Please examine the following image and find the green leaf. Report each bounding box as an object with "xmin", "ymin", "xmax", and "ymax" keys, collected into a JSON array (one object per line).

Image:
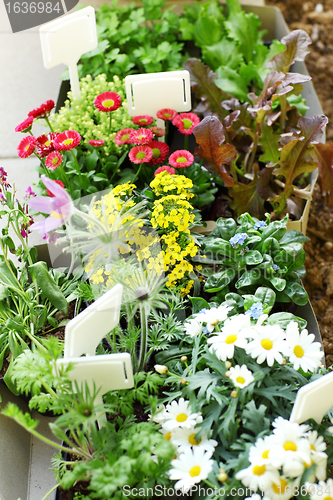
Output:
[
  {"xmin": 189, "ymin": 297, "xmax": 210, "ymax": 314},
  {"xmin": 269, "ymin": 276, "xmax": 287, "ymax": 291},
  {"xmin": 267, "ymin": 312, "xmax": 307, "ymax": 330},
  {"xmin": 202, "ymin": 39, "xmax": 242, "ymax": 71},
  {"xmin": 241, "ymin": 400, "xmax": 270, "ymax": 436},
  {"xmin": 28, "ymin": 262, "xmax": 68, "ymax": 313},
  {"xmin": 282, "ymin": 282, "xmax": 308, "ymax": 306},
  {"xmin": 254, "ymin": 287, "xmax": 276, "ymax": 312},
  {"xmin": 235, "ymin": 269, "xmax": 261, "ymax": 289},
  {"xmin": 280, "ymin": 230, "xmax": 310, "ymax": 245},
  {"xmin": 244, "ymin": 250, "xmax": 263, "ymax": 266},
  {"xmin": 259, "ymin": 123, "xmax": 280, "ymax": 163},
  {"xmin": 216, "ymin": 217, "xmax": 237, "ymax": 240},
  {"xmin": 204, "ymin": 268, "xmax": 236, "ymax": 293},
  {"xmin": 215, "ymin": 65, "xmax": 249, "ymax": 101},
  {"xmin": 224, "ymin": 11, "xmax": 261, "ymax": 63}
]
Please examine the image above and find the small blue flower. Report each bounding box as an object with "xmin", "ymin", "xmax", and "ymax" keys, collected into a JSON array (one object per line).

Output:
[
  {"xmin": 202, "ymin": 326, "xmax": 210, "ymax": 334},
  {"xmin": 198, "ymin": 308, "xmax": 208, "ymax": 315},
  {"xmin": 254, "ymin": 220, "xmax": 267, "ymax": 230},
  {"xmin": 245, "ymin": 302, "xmax": 264, "ymax": 320},
  {"xmin": 272, "ymin": 264, "xmax": 280, "ymax": 272},
  {"xmin": 229, "ymin": 232, "xmax": 248, "ymax": 248}
]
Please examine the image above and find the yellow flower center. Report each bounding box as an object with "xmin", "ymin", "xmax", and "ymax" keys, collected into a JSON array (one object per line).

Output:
[
  {"xmin": 152, "ymin": 148, "xmax": 161, "ymax": 158},
  {"xmin": 45, "ymin": 140, "xmax": 52, "ymax": 146},
  {"xmin": 136, "ymin": 152, "xmax": 146, "ymax": 160},
  {"xmin": 293, "ymin": 345, "xmax": 304, "ymax": 358},
  {"xmin": 272, "ymin": 479, "xmax": 288, "ymax": 494},
  {"xmin": 183, "ymin": 118, "xmax": 193, "ymax": 130},
  {"xmin": 253, "ymin": 465, "xmax": 266, "ymax": 476},
  {"xmin": 25, "ymin": 145, "xmax": 31, "ymax": 151},
  {"xmin": 102, "ymin": 99, "xmax": 114, "ymax": 107},
  {"xmin": 188, "ymin": 433, "xmax": 201, "ymax": 446},
  {"xmin": 189, "ymin": 466, "xmax": 201, "ymax": 477},
  {"xmin": 261, "ymin": 339, "xmax": 273, "ymax": 350},
  {"xmin": 310, "ymin": 444, "xmax": 316, "ymax": 451},
  {"xmin": 51, "ymin": 211, "xmax": 63, "ymax": 220},
  {"xmin": 176, "ymin": 413, "xmax": 188, "ymax": 423},
  {"xmin": 225, "ymin": 335, "xmax": 237, "ymax": 344},
  {"xmin": 164, "ymin": 432, "xmax": 172, "ymax": 441},
  {"xmin": 323, "ymin": 497, "xmax": 333, "ymax": 500},
  {"xmin": 63, "ymin": 138, "xmax": 74, "ymax": 146},
  {"xmin": 262, "ymin": 450, "xmax": 269, "ymax": 459},
  {"xmin": 139, "ymin": 118, "xmax": 148, "ymax": 123},
  {"xmin": 164, "ymin": 113, "xmax": 171, "ymax": 117},
  {"xmin": 52, "ymin": 157, "xmax": 59, "ymax": 165},
  {"xmin": 283, "ymin": 441, "xmax": 297, "ymax": 451},
  {"xmin": 236, "ymin": 376, "xmax": 245, "ymax": 384},
  {"xmin": 122, "ymin": 134, "xmax": 129, "ymax": 141},
  {"xmin": 176, "ymin": 157, "xmax": 187, "ymax": 163}
]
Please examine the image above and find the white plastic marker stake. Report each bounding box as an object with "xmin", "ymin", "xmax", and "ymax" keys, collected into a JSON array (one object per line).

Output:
[
  {"xmin": 64, "ymin": 283, "xmax": 123, "ymax": 358},
  {"xmin": 125, "ymin": 70, "xmax": 191, "ymax": 130},
  {"xmin": 290, "ymin": 371, "xmax": 333, "ymax": 424},
  {"xmin": 56, "ymin": 353, "xmax": 134, "ymax": 424},
  {"xmin": 39, "ymin": 7, "xmax": 98, "ymax": 101}
]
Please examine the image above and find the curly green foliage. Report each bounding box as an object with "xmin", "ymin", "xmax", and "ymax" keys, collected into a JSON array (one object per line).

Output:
[{"xmin": 51, "ymin": 74, "xmax": 134, "ymax": 158}]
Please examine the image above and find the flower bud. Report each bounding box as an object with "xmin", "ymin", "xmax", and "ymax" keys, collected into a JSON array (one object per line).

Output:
[
  {"xmin": 230, "ymin": 390, "xmax": 238, "ymax": 398},
  {"xmin": 225, "ymin": 371, "xmax": 231, "ymax": 378},
  {"xmin": 181, "ymin": 356, "xmax": 188, "ymax": 362},
  {"xmin": 225, "ymin": 361, "xmax": 232, "ymax": 369},
  {"xmin": 281, "ymin": 358, "xmax": 287, "ymax": 365},
  {"xmin": 154, "ymin": 364, "xmax": 168, "ymax": 375},
  {"xmin": 218, "ymin": 470, "xmax": 228, "ymax": 482},
  {"xmin": 180, "ymin": 378, "xmax": 187, "ymax": 385}
]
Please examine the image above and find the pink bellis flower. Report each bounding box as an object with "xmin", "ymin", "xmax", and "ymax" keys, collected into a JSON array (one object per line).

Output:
[{"xmin": 28, "ymin": 175, "xmax": 73, "ymax": 235}]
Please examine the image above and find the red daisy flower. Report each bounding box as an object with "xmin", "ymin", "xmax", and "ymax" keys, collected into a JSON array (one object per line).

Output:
[
  {"xmin": 17, "ymin": 136, "xmax": 37, "ymax": 158},
  {"xmin": 94, "ymin": 92, "xmax": 122, "ymax": 112},
  {"xmin": 149, "ymin": 126, "xmax": 165, "ymax": 137},
  {"xmin": 114, "ymin": 128, "xmax": 135, "ymax": 145},
  {"xmin": 172, "ymin": 112, "xmax": 200, "ymax": 135},
  {"xmin": 45, "ymin": 151, "xmax": 63, "ymax": 171},
  {"xmin": 46, "ymin": 179, "xmax": 65, "ymax": 197},
  {"xmin": 88, "ymin": 140, "xmax": 105, "ymax": 147},
  {"xmin": 15, "ymin": 116, "xmax": 34, "ymax": 133},
  {"xmin": 169, "ymin": 150, "xmax": 194, "ymax": 168},
  {"xmin": 28, "ymin": 100, "xmax": 55, "ymax": 119},
  {"xmin": 156, "ymin": 108, "xmax": 178, "ymax": 121},
  {"xmin": 129, "ymin": 128, "xmax": 154, "ymax": 145},
  {"xmin": 53, "ymin": 130, "xmax": 81, "ymax": 151},
  {"xmin": 132, "ymin": 115, "xmax": 154, "ymax": 126},
  {"xmin": 154, "ymin": 165, "xmax": 176, "ymax": 176},
  {"xmin": 35, "ymin": 133, "xmax": 58, "ymax": 158},
  {"xmin": 129, "ymin": 145, "xmax": 153, "ymax": 164},
  {"xmin": 146, "ymin": 140, "xmax": 169, "ymax": 165}
]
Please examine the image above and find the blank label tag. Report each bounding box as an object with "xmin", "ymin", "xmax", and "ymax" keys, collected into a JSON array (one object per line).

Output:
[
  {"xmin": 125, "ymin": 70, "xmax": 191, "ymax": 118},
  {"xmin": 64, "ymin": 284, "xmax": 123, "ymax": 358},
  {"xmin": 290, "ymin": 371, "xmax": 333, "ymax": 424}
]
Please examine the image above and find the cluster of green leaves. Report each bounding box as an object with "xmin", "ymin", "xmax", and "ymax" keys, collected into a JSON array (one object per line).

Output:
[
  {"xmin": 65, "ymin": 0, "xmax": 188, "ymax": 82},
  {"xmin": 48, "ymin": 74, "xmax": 135, "ymax": 198},
  {"xmin": 0, "ymin": 184, "xmax": 80, "ymax": 394},
  {"xmin": 1, "ymin": 337, "xmax": 174, "ymax": 499},
  {"xmin": 180, "ymin": 0, "xmax": 285, "ymax": 100},
  {"xmin": 197, "ymin": 212, "xmax": 309, "ymax": 305},
  {"xmin": 187, "ymin": 28, "xmax": 325, "ymax": 219}
]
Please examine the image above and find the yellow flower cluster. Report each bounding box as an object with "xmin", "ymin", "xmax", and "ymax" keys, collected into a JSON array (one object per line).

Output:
[
  {"xmin": 149, "ymin": 172, "xmax": 198, "ymax": 295},
  {"xmin": 150, "ymin": 171, "xmax": 194, "ymax": 199}
]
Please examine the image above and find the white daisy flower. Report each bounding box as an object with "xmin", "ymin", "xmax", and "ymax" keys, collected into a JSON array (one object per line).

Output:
[
  {"xmin": 229, "ymin": 364, "xmax": 255, "ymax": 388},
  {"xmin": 149, "ymin": 404, "xmax": 168, "ymax": 424},
  {"xmin": 267, "ymin": 476, "xmax": 298, "ymax": 500},
  {"xmin": 245, "ymin": 324, "xmax": 288, "ymax": 366},
  {"xmin": 184, "ymin": 317, "xmax": 203, "ymax": 337},
  {"xmin": 267, "ymin": 419, "xmax": 311, "ymax": 471},
  {"xmin": 308, "ymin": 430, "xmax": 327, "ymax": 457},
  {"xmin": 196, "ymin": 304, "xmax": 233, "ymax": 333},
  {"xmin": 284, "ymin": 321, "xmax": 323, "ymax": 373},
  {"xmin": 306, "ymin": 478, "xmax": 333, "ymax": 500},
  {"xmin": 168, "ymin": 447, "xmax": 214, "ymax": 493},
  {"xmin": 235, "ymin": 461, "xmax": 280, "ymax": 491},
  {"xmin": 162, "ymin": 398, "xmax": 202, "ymax": 432},
  {"xmin": 249, "ymin": 435, "xmax": 278, "ymax": 466},
  {"xmin": 207, "ymin": 314, "xmax": 251, "ymax": 361},
  {"xmin": 304, "ymin": 452, "xmax": 327, "ymax": 482},
  {"xmin": 170, "ymin": 426, "xmax": 218, "ymax": 453},
  {"xmin": 272, "ymin": 417, "xmax": 309, "ymax": 439}
]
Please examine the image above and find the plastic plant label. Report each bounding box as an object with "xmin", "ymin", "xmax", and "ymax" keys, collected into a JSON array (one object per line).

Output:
[
  {"xmin": 125, "ymin": 70, "xmax": 191, "ymax": 128},
  {"xmin": 39, "ymin": 6, "xmax": 98, "ymax": 100},
  {"xmin": 56, "ymin": 353, "xmax": 134, "ymax": 394},
  {"xmin": 290, "ymin": 371, "xmax": 333, "ymax": 424},
  {"xmin": 64, "ymin": 284, "xmax": 123, "ymax": 358},
  {"xmin": 3, "ymin": 0, "xmax": 69, "ymax": 34}
]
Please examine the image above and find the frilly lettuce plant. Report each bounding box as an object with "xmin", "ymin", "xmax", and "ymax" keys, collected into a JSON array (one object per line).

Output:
[{"xmin": 196, "ymin": 212, "xmax": 309, "ymax": 306}]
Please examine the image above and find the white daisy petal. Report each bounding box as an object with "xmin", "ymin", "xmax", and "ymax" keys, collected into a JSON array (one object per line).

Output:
[
  {"xmin": 284, "ymin": 322, "xmax": 324, "ymax": 373},
  {"xmin": 229, "ymin": 364, "xmax": 254, "ymax": 388},
  {"xmin": 162, "ymin": 398, "xmax": 202, "ymax": 432},
  {"xmin": 168, "ymin": 447, "xmax": 214, "ymax": 493}
]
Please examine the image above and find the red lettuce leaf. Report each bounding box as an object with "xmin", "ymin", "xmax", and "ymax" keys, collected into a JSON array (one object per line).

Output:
[
  {"xmin": 266, "ymin": 30, "xmax": 312, "ymax": 73},
  {"xmin": 314, "ymin": 142, "xmax": 333, "ymax": 206}
]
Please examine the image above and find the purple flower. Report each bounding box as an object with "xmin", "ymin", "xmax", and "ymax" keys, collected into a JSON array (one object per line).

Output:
[
  {"xmin": 25, "ymin": 186, "xmax": 35, "ymax": 196},
  {"xmin": 272, "ymin": 264, "xmax": 280, "ymax": 272},
  {"xmin": 28, "ymin": 175, "xmax": 73, "ymax": 235}
]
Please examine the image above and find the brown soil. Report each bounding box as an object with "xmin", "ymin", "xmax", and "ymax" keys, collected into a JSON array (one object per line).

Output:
[{"xmin": 266, "ymin": 0, "xmax": 333, "ymax": 366}]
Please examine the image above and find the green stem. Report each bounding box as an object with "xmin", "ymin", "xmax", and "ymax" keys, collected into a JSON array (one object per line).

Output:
[
  {"xmin": 138, "ymin": 305, "xmax": 148, "ymax": 372},
  {"xmin": 41, "ymin": 483, "xmax": 59, "ymax": 500},
  {"xmin": 132, "ymin": 162, "xmax": 144, "ymax": 184},
  {"xmin": 71, "ymin": 149, "xmax": 83, "ymax": 185},
  {"xmin": 95, "ymin": 148, "xmax": 106, "ymax": 171},
  {"xmin": 23, "ymin": 328, "xmax": 47, "ymax": 352},
  {"xmin": 34, "ymin": 152, "xmax": 50, "ymax": 177},
  {"xmin": 44, "ymin": 116, "xmax": 54, "ymax": 133},
  {"xmin": 108, "ymin": 112, "xmax": 112, "ymax": 135},
  {"xmin": 229, "ymin": 160, "xmax": 239, "ymax": 185},
  {"xmin": 58, "ymin": 162, "xmax": 73, "ymax": 198},
  {"xmin": 165, "ymin": 121, "xmax": 169, "ymax": 144}
]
